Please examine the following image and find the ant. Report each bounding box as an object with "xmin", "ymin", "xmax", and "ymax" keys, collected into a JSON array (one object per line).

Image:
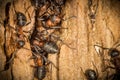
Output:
[
  {"xmin": 39, "ymin": 13, "xmax": 76, "ymax": 31},
  {"xmin": 11, "ymin": 0, "xmax": 32, "ymax": 43},
  {"xmin": 31, "ymin": 34, "xmax": 59, "ymax": 54},
  {"xmin": 31, "ymin": 50, "xmax": 58, "ymax": 80},
  {"xmin": 40, "ymin": 14, "xmax": 63, "ymax": 29},
  {"xmin": 30, "ymin": 52, "xmax": 46, "ymax": 80},
  {"xmin": 94, "ymin": 40, "xmax": 120, "ymax": 80},
  {"xmin": 80, "ymin": 62, "xmax": 98, "ymax": 80},
  {"xmin": 4, "ymin": 0, "xmax": 32, "ymax": 67}
]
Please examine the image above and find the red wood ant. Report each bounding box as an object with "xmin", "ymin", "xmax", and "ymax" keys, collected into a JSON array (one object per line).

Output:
[
  {"xmin": 94, "ymin": 40, "xmax": 120, "ymax": 80},
  {"xmin": 30, "ymin": 52, "xmax": 46, "ymax": 80},
  {"xmin": 4, "ymin": 0, "xmax": 32, "ymax": 68},
  {"xmin": 30, "ymin": 51, "xmax": 58, "ymax": 80},
  {"xmin": 31, "ymin": 36, "xmax": 59, "ymax": 54},
  {"xmin": 39, "ymin": 12, "xmax": 76, "ymax": 30}
]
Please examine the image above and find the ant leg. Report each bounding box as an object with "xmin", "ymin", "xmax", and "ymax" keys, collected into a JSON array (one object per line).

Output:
[
  {"xmin": 80, "ymin": 67, "xmax": 84, "ymax": 74},
  {"xmin": 37, "ymin": 29, "xmax": 49, "ymax": 36},
  {"xmin": 62, "ymin": 16, "xmax": 77, "ymax": 21},
  {"xmin": 34, "ymin": 37, "xmax": 41, "ymax": 42},
  {"xmin": 94, "ymin": 44, "xmax": 110, "ymax": 50},
  {"xmin": 12, "ymin": 0, "xmax": 17, "ymax": 15},
  {"xmin": 23, "ymin": 28, "xmax": 33, "ymax": 34},
  {"xmin": 107, "ymin": 73, "xmax": 115, "ymax": 80},
  {"xmin": 37, "ymin": 12, "xmax": 48, "ymax": 21},
  {"xmin": 33, "ymin": 45, "xmax": 42, "ymax": 53},
  {"xmin": 0, "ymin": 49, "xmax": 18, "ymax": 72},
  {"xmin": 27, "ymin": 56, "xmax": 36, "ymax": 65},
  {"xmin": 102, "ymin": 59, "xmax": 115, "ymax": 72},
  {"xmin": 23, "ymin": 0, "xmax": 32, "ymax": 14},
  {"xmin": 49, "ymin": 26, "xmax": 68, "ymax": 29},
  {"xmin": 44, "ymin": 25, "xmax": 68, "ymax": 30},
  {"xmin": 50, "ymin": 34, "xmax": 76, "ymax": 49},
  {"xmin": 22, "ymin": 26, "xmax": 35, "ymax": 38},
  {"xmin": 103, "ymin": 66, "xmax": 115, "ymax": 71},
  {"xmin": 43, "ymin": 56, "xmax": 58, "ymax": 70},
  {"xmin": 115, "ymin": 43, "xmax": 120, "ymax": 49},
  {"xmin": 6, "ymin": 49, "xmax": 19, "ymax": 65},
  {"xmin": 7, "ymin": 46, "xmax": 32, "ymax": 64},
  {"xmin": 49, "ymin": 61, "xmax": 53, "ymax": 80},
  {"xmin": 112, "ymin": 38, "xmax": 120, "ymax": 49},
  {"xmin": 7, "ymin": 24, "xmax": 17, "ymax": 32},
  {"xmin": 23, "ymin": 2, "xmax": 32, "ymax": 26},
  {"xmin": 28, "ymin": 56, "xmax": 36, "ymax": 60},
  {"xmin": 30, "ymin": 65, "xmax": 38, "ymax": 68},
  {"xmin": 37, "ymin": 4, "xmax": 54, "ymax": 21},
  {"xmin": 42, "ymin": 25, "xmax": 63, "ymax": 30}
]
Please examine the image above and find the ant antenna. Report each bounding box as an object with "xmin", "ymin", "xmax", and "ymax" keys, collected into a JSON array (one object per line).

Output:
[
  {"xmin": 112, "ymin": 40, "xmax": 120, "ymax": 49},
  {"xmin": 80, "ymin": 67, "xmax": 84, "ymax": 74},
  {"xmin": 80, "ymin": 67, "xmax": 86, "ymax": 80},
  {"xmin": 92, "ymin": 61, "xmax": 98, "ymax": 77}
]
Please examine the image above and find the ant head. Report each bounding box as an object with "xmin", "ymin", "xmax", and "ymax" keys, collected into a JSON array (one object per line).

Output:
[
  {"xmin": 16, "ymin": 12, "xmax": 27, "ymax": 26},
  {"xmin": 17, "ymin": 40, "xmax": 25, "ymax": 48},
  {"xmin": 109, "ymin": 49, "xmax": 119, "ymax": 58},
  {"xmin": 85, "ymin": 69, "xmax": 97, "ymax": 80}
]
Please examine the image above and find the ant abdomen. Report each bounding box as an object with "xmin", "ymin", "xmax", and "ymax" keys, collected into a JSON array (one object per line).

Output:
[
  {"xmin": 43, "ymin": 41, "xmax": 59, "ymax": 53},
  {"xmin": 36, "ymin": 66, "xmax": 46, "ymax": 80}
]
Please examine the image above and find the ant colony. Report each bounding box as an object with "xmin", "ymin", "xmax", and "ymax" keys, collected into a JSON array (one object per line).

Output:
[{"xmin": 2, "ymin": 0, "xmax": 72, "ymax": 80}]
